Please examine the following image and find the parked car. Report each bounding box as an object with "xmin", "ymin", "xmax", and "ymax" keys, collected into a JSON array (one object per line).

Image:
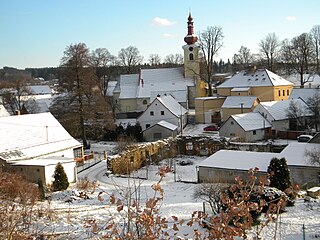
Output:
[
  {"xmin": 203, "ymin": 124, "xmax": 220, "ymax": 131},
  {"xmin": 297, "ymin": 134, "xmax": 313, "ymax": 142}
]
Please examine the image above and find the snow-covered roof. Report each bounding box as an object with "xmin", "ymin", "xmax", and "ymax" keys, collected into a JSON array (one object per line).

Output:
[
  {"xmin": 257, "ymin": 99, "xmax": 311, "ymax": 120},
  {"xmin": 28, "ymin": 85, "xmax": 52, "ymax": 95},
  {"xmin": 118, "ymin": 74, "xmax": 139, "ymax": 99},
  {"xmin": 195, "ymin": 96, "xmax": 226, "ymax": 100},
  {"xmin": 0, "ymin": 112, "xmax": 82, "ymax": 161},
  {"xmin": 217, "ymin": 69, "xmax": 294, "ymax": 88},
  {"xmin": 10, "ymin": 156, "xmax": 75, "ymax": 166},
  {"xmin": 117, "ymin": 68, "xmax": 194, "ymax": 103},
  {"xmin": 198, "ymin": 150, "xmax": 277, "ymax": 172},
  {"xmin": 230, "ymin": 112, "xmax": 271, "ymax": 131},
  {"xmin": 221, "ymin": 96, "xmax": 257, "ymax": 109},
  {"xmin": 198, "ymin": 142, "xmax": 320, "ymax": 171},
  {"xmin": 157, "ymin": 94, "xmax": 187, "ymax": 117},
  {"xmin": 289, "ymin": 88, "xmax": 320, "ymax": 102},
  {"xmin": 286, "ymin": 73, "xmax": 320, "ymax": 87},
  {"xmin": 106, "ymin": 81, "xmax": 117, "ymax": 96},
  {"xmin": 155, "ymin": 120, "xmax": 177, "ymax": 131},
  {"xmin": 278, "ymin": 142, "xmax": 320, "ymax": 167}
]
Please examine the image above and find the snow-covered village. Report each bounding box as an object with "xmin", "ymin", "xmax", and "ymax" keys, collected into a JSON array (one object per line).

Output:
[{"xmin": 1, "ymin": 1, "xmax": 320, "ymax": 239}]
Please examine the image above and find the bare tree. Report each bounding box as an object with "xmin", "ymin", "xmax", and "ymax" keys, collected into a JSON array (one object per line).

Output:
[
  {"xmin": 148, "ymin": 54, "xmax": 161, "ymax": 66},
  {"xmin": 259, "ymin": 33, "xmax": 281, "ymax": 71},
  {"xmin": 305, "ymin": 147, "xmax": 320, "ymax": 166},
  {"xmin": 90, "ymin": 48, "xmax": 115, "ymax": 98},
  {"xmin": 233, "ymin": 46, "xmax": 254, "ymax": 70},
  {"xmin": 118, "ymin": 46, "xmax": 143, "ymax": 74},
  {"xmin": 306, "ymin": 92, "xmax": 320, "ymax": 131},
  {"xmin": 281, "ymin": 33, "xmax": 315, "ymax": 87},
  {"xmin": 193, "ymin": 183, "xmax": 226, "ymax": 215},
  {"xmin": 286, "ymin": 100, "xmax": 306, "ymax": 130},
  {"xmin": 197, "ymin": 26, "xmax": 224, "ymax": 96},
  {"xmin": 310, "ymin": 25, "xmax": 320, "ymax": 74},
  {"xmin": 163, "ymin": 53, "xmax": 183, "ymax": 66},
  {"xmin": 59, "ymin": 43, "xmax": 93, "ymax": 148}
]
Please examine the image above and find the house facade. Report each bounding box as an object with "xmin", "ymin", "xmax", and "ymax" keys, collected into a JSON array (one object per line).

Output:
[
  {"xmin": 219, "ymin": 112, "xmax": 272, "ymax": 142},
  {"xmin": 137, "ymin": 94, "xmax": 187, "ymax": 133}
]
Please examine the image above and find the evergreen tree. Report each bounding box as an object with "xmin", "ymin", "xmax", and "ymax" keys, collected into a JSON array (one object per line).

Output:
[
  {"xmin": 52, "ymin": 162, "xmax": 69, "ymax": 191},
  {"xmin": 267, "ymin": 157, "xmax": 292, "ymax": 191}
]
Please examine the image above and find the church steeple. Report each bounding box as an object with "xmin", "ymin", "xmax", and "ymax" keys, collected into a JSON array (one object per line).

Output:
[{"xmin": 184, "ymin": 12, "xmax": 198, "ymax": 45}]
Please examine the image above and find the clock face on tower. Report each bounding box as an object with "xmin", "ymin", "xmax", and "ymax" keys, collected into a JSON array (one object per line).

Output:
[{"xmin": 189, "ymin": 47, "xmax": 193, "ymax": 52}]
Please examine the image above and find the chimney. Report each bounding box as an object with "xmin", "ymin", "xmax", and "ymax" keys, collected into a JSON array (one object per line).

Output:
[{"xmin": 246, "ymin": 65, "xmax": 256, "ymax": 73}]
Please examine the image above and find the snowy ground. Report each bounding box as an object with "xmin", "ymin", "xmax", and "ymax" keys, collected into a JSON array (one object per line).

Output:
[{"xmin": 32, "ymin": 147, "xmax": 320, "ymax": 239}]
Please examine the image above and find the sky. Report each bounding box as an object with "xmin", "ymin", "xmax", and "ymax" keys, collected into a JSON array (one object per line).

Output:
[{"xmin": 0, "ymin": 0, "xmax": 319, "ymax": 69}]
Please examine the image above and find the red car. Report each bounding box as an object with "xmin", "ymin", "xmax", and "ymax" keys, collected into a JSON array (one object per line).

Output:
[{"xmin": 203, "ymin": 124, "xmax": 220, "ymax": 131}]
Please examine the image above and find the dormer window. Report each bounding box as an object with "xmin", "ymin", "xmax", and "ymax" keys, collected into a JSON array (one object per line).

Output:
[
  {"xmin": 189, "ymin": 53, "xmax": 194, "ymax": 61},
  {"xmin": 143, "ymin": 99, "xmax": 147, "ymax": 105}
]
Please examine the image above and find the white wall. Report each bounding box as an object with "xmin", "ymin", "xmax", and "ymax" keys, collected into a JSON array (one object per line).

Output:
[
  {"xmin": 138, "ymin": 98, "xmax": 180, "ymax": 131},
  {"xmin": 45, "ymin": 161, "xmax": 77, "ymax": 185}
]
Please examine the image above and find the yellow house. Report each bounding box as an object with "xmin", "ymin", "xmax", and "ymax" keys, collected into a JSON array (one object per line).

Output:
[{"xmin": 216, "ymin": 68, "xmax": 294, "ymax": 102}]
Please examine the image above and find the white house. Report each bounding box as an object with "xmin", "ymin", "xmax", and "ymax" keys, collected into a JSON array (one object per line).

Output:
[
  {"xmin": 137, "ymin": 94, "xmax": 187, "ymax": 133},
  {"xmin": 0, "ymin": 112, "xmax": 82, "ymax": 184},
  {"xmin": 253, "ymin": 99, "xmax": 312, "ymax": 131},
  {"xmin": 219, "ymin": 112, "xmax": 272, "ymax": 142}
]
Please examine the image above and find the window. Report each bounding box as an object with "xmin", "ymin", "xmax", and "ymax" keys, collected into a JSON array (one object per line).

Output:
[
  {"xmin": 143, "ymin": 99, "xmax": 147, "ymax": 105},
  {"xmin": 231, "ymin": 121, "xmax": 234, "ymax": 125},
  {"xmin": 189, "ymin": 53, "xmax": 194, "ymax": 61},
  {"xmin": 73, "ymin": 147, "xmax": 83, "ymax": 158},
  {"xmin": 37, "ymin": 168, "xmax": 40, "ymax": 172},
  {"xmin": 146, "ymin": 124, "xmax": 150, "ymax": 128},
  {"xmin": 253, "ymin": 130, "xmax": 256, "ymax": 135},
  {"xmin": 283, "ymin": 90, "xmax": 285, "ymax": 96},
  {"xmin": 161, "ymin": 111, "xmax": 164, "ymax": 115},
  {"xmin": 278, "ymin": 90, "xmax": 281, "ymax": 96},
  {"xmin": 287, "ymin": 89, "xmax": 289, "ymax": 96},
  {"xmin": 150, "ymin": 111, "xmax": 154, "ymax": 116}
]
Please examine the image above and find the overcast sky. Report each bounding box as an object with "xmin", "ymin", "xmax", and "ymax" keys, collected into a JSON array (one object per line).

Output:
[{"xmin": 0, "ymin": 0, "xmax": 319, "ymax": 69}]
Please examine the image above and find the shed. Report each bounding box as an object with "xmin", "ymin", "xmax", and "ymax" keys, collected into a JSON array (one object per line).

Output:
[
  {"xmin": 8, "ymin": 156, "xmax": 76, "ymax": 185},
  {"xmin": 143, "ymin": 120, "xmax": 178, "ymax": 142}
]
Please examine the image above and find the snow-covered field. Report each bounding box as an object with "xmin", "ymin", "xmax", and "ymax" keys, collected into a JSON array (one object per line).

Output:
[{"xmin": 32, "ymin": 147, "xmax": 320, "ymax": 239}]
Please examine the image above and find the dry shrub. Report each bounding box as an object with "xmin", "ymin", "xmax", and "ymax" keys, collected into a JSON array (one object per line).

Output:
[
  {"xmin": 0, "ymin": 172, "xmax": 39, "ymax": 240},
  {"xmin": 76, "ymin": 177, "xmax": 97, "ymax": 193}
]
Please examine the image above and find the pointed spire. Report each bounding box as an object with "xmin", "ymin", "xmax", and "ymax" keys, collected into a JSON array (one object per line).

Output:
[{"xmin": 184, "ymin": 12, "xmax": 198, "ymax": 45}]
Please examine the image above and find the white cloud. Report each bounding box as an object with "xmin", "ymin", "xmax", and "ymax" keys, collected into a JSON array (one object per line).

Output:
[
  {"xmin": 286, "ymin": 16, "xmax": 296, "ymax": 21},
  {"xmin": 162, "ymin": 33, "xmax": 174, "ymax": 38},
  {"xmin": 152, "ymin": 17, "xmax": 175, "ymax": 26}
]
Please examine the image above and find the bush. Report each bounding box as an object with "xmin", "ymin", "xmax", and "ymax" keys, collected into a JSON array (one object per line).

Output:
[{"xmin": 52, "ymin": 162, "xmax": 69, "ymax": 191}]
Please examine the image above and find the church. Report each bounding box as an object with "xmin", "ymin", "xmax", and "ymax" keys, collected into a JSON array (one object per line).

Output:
[{"xmin": 112, "ymin": 13, "xmax": 203, "ymax": 116}]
